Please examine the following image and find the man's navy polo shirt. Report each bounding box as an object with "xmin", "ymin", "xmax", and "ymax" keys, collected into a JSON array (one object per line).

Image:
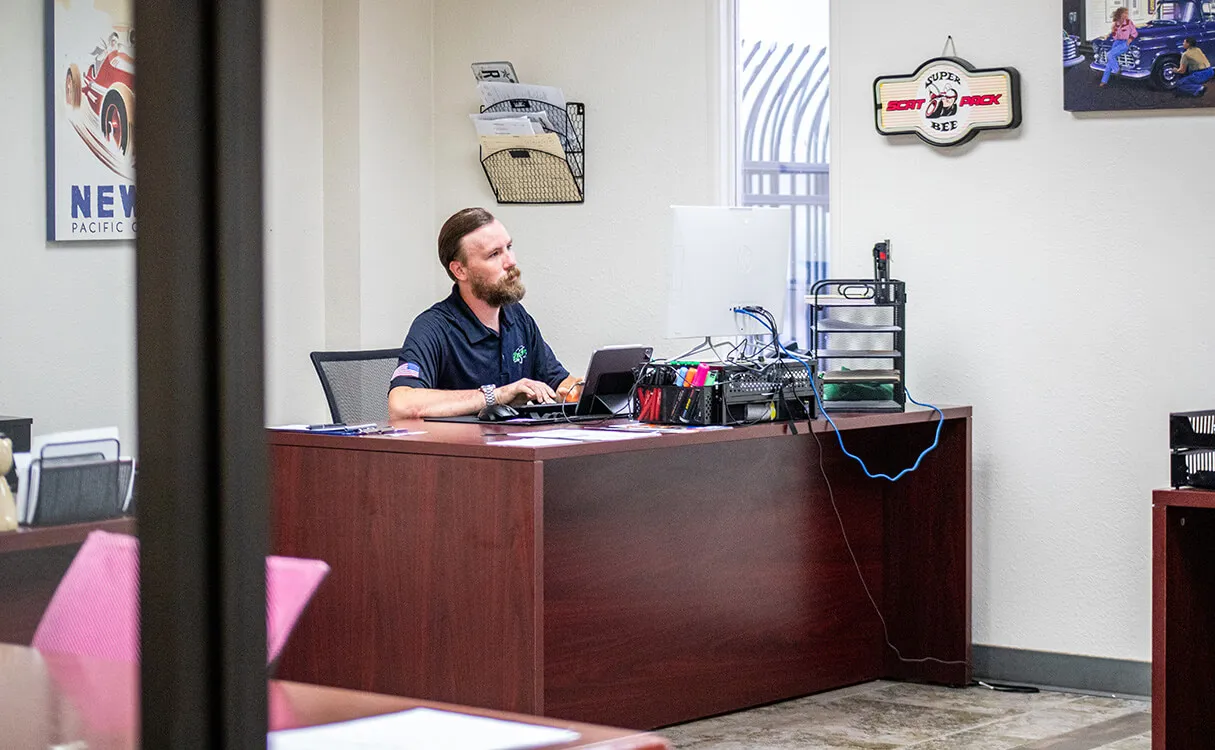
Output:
[{"xmin": 390, "ymin": 285, "xmax": 569, "ymax": 392}]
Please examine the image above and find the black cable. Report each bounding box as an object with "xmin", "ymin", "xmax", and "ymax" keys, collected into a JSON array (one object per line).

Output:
[
  {"xmin": 972, "ymin": 680, "xmax": 1040, "ymax": 694},
  {"xmin": 742, "ymin": 305, "xmax": 969, "ymax": 671}
]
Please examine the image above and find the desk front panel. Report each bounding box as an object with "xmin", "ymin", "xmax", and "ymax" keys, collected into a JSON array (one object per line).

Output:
[
  {"xmin": 541, "ymin": 430, "xmax": 886, "ymax": 729},
  {"xmin": 1152, "ymin": 495, "xmax": 1215, "ymax": 750},
  {"xmin": 272, "ymin": 443, "xmax": 544, "ymax": 713}
]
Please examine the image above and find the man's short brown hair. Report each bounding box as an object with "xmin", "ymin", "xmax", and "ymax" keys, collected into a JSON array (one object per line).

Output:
[{"xmin": 438, "ymin": 207, "xmax": 496, "ymax": 281}]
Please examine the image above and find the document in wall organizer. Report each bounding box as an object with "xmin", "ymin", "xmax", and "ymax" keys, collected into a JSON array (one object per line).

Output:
[
  {"xmin": 471, "ymin": 116, "xmax": 540, "ymax": 137},
  {"xmin": 477, "ymin": 132, "xmax": 567, "ymax": 159},
  {"xmin": 470, "ymin": 110, "xmax": 558, "ymax": 139},
  {"xmin": 476, "ymin": 81, "xmax": 567, "ymax": 112},
  {"xmin": 267, "ymin": 707, "xmax": 580, "ymax": 750}
]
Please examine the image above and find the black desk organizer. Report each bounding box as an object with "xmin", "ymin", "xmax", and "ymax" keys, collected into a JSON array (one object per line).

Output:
[
  {"xmin": 26, "ymin": 438, "xmax": 134, "ymax": 526},
  {"xmin": 809, "ymin": 278, "xmax": 907, "ymax": 413},
  {"xmin": 1170, "ymin": 409, "xmax": 1215, "ymax": 489},
  {"xmin": 479, "ymin": 99, "xmax": 584, "ymax": 204},
  {"xmin": 634, "ymin": 362, "xmax": 814, "ymax": 427},
  {"xmin": 636, "ymin": 384, "xmax": 721, "ymax": 426}
]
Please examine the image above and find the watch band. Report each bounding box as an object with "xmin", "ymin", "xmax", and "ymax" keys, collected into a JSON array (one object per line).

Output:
[{"xmin": 480, "ymin": 384, "xmax": 497, "ymax": 407}]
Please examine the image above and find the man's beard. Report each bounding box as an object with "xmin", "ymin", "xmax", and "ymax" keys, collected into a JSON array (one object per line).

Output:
[{"xmin": 470, "ymin": 267, "xmax": 526, "ymax": 306}]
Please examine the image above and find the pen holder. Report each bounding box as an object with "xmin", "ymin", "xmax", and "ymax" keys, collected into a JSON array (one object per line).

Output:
[{"xmin": 635, "ymin": 384, "xmax": 721, "ymax": 426}]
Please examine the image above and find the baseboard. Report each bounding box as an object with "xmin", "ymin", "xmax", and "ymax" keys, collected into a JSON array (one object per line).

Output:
[{"xmin": 972, "ymin": 645, "xmax": 1150, "ymax": 698}]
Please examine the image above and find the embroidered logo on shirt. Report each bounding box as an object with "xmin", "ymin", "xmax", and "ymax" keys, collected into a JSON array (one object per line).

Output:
[
  {"xmin": 512, "ymin": 345, "xmax": 527, "ymax": 364},
  {"xmin": 394, "ymin": 362, "xmax": 422, "ymax": 379}
]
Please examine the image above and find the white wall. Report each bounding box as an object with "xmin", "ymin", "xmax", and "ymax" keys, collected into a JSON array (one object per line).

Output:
[
  {"xmin": 357, "ymin": 0, "xmax": 437, "ymax": 349},
  {"xmin": 833, "ymin": 0, "xmax": 1215, "ymax": 661},
  {"xmin": 432, "ymin": 0, "xmax": 724, "ymax": 376},
  {"xmin": 266, "ymin": 0, "xmax": 329, "ymax": 426},
  {"xmin": 0, "ymin": 1, "xmax": 137, "ymax": 446},
  {"xmin": 265, "ymin": 0, "xmax": 436, "ymax": 426}
]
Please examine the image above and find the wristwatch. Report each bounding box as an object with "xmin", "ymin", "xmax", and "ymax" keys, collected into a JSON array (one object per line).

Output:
[{"xmin": 480, "ymin": 384, "xmax": 497, "ymax": 407}]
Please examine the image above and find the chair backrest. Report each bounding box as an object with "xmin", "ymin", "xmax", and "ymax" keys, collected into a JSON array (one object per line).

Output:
[
  {"xmin": 309, "ymin": 349, "xmax": 402, "ymax": 424},
  {"xmin": 32, "ymin": 530, "xmax": 140, "ymax": 662},
  {"xmin": 32, "ymin": 530, "xmax": 330, "ymax": 665},
  {"xmin": 265, "ymin": 555, "xmax": 330, "ymax": 664}
]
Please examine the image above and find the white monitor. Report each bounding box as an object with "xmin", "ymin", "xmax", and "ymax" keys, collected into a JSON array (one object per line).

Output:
[{"xmin": 666, "ymin": 206, "xmax": 791, "ymax": 339}]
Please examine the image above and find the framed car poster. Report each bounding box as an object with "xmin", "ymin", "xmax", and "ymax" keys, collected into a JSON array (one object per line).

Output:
[
  {"xmin": 45, "ymin": 0, "xmax": 136, "ymax": 241},
  {"xmin": 1064, "ymin": 0, "xmax": 1215, "ymax": 112}
]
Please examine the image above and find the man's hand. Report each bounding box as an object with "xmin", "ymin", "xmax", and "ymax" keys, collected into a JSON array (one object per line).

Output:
[
  {"xmin": 557, "ymin": 376, "xmax": 584, "ymax": 403},
  {"xmin": 495, "ymin": 378, "xmax": 558, "ymax": 406}
]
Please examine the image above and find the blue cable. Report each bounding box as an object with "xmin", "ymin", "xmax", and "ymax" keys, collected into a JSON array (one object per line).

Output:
[{"xmin": 732, "ymin": 307, "xmax": 943, "ymax": 482}]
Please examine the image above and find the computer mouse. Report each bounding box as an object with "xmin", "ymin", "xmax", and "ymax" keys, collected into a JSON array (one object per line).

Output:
[{"xmin": 477, "ymin": 404, "xmax": 520, "ymax": 422}]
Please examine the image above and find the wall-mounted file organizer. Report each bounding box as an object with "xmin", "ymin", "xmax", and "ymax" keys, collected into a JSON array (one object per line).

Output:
[
  {"xmin": 24, "ymin": 438, "xmax": 134, "ymax": 526},
  {"xmin": 479, "ymin": 100, "xmax": 585, "ymax": 204}
]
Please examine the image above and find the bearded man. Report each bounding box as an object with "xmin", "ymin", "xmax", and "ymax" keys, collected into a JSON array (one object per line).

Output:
[{"xmin": 387, "ymin": 207, "xmax": 579, "ymax": 419}]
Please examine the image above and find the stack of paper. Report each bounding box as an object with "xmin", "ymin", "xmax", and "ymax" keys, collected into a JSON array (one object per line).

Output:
[
  {"xmin": 268, "ymin": 707, "xmax": 580, "ymax": 750},
  {"xmin": 505, "ymin": 429, "xmax": 658, "ymax": 443},
  {"xmin": 471, "ymin": 81, "xmax": 571, "ymax": 155}
]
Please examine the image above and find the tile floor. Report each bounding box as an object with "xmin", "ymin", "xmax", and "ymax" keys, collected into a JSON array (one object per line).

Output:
[{"xmin": 659, "ymin": 681, "xmax": 1150, "ymax": 749}]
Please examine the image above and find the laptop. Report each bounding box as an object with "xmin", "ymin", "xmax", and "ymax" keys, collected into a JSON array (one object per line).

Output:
[{"xmin": 511, "ymin": 345, "xmax": 653, "ymax": 421}]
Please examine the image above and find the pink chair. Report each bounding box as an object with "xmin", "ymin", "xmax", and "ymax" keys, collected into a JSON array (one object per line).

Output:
[{"xmin": 31, "ymin": 530, "xmax": 329, "ymax": 665}]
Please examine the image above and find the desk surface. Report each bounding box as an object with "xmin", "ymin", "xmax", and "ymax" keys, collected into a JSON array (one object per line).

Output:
[
  {"xmin": 0, "ymin": 516, "xmax": 136, "ymax": 554},
  {"xmin": 268, "ymin": 405, "xmax": 970, "ymax": 461},
  {"xmin": 1153, "ymin": 487, "xmax": 1215, "ymax": 509},
  {"xmin": 0, "ymin": 643, "xmax": 670, "ymax": 749}
]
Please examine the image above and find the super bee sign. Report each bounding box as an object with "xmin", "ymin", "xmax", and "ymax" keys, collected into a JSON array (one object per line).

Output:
[
  {"xmin": 45, "ymin": 0, "xmax": 136, "ymax": 241},
  {"xmin": 874, "ymin": 57, "xmax": 1021, "ymax": 147}
]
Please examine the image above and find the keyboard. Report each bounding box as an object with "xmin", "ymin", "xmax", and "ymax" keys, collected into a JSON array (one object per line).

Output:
[{"xmin": 513, "ymin": 402, "xmax": 576, "ymax": 418}]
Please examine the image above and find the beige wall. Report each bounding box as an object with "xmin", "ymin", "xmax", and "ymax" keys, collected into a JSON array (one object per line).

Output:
[
  {"xmin": 0, "ymin": 0, "xmax": 137, "ymax": 445},
  {"xmin": 266, "ymin": 0, "xmax": 436, "ymax": 425},
  {"xmin": 833, "ymin": 0, "xmax": 1215, "ymax": 661},
  {"xmin": 432, "ymin": 0, "xmax": 727, "ymax": 376}
]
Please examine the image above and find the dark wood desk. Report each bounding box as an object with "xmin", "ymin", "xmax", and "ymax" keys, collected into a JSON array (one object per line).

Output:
[
  {"xmin": 270, "ymin": 407, "xmax": 972, "ymax": 729},
  {"xmin": 1152, "ymin": 488, "xmax": 1215, "ymax": 749},
  {"xmin": 0, "ymin": 643, "xmax": 670, "ymax": 749},
  {"xmin": 0, "ymin": 517, "xmax": 137, "ymax": 644}
]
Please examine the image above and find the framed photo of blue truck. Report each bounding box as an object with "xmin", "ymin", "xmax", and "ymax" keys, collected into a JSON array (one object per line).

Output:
[{"xmin": 1063, "ymin": 0, "xmax": 1215, "ymax": 112}]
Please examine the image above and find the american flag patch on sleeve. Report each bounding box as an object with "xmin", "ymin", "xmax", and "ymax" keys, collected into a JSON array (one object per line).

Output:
[{"xmin": 394, "ymin": 362, "xmax": 422, "ymax": 379}]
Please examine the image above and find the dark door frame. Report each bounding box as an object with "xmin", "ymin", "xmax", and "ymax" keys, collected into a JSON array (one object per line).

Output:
[{"xmin": 134, "ymin": 0, "xmax": 267, "ymax": 746}]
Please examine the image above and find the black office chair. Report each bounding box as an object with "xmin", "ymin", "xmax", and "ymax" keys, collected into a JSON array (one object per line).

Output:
[{"xmin": 309, "ymin": 349, "xmax": 401, "ymax": 424}]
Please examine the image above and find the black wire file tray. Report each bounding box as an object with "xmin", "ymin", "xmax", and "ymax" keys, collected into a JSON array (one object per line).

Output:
[{"xmin": 479, "ymin": 100, "xmax": 584, "ymax": 204}]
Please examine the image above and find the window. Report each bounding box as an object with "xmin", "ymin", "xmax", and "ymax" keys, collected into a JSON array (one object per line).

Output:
[{"xmin": 734, "ymin": 0, "xmax": 830, "ymax": 350}]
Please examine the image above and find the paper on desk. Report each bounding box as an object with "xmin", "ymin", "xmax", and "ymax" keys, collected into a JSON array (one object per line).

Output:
[
  {"xmin": 604, "ymin": 424, "xmax": 732, "ymax": 433},
  {"xmin": 491, "ymin": 437, "xmax": 575, "ymax": 447},
  {"xmin": 470, "ymin": 115, "xmax": 537, "ymax": 136},
  {"xmin": 478, "ymin": 132, "xmax": 566, "ymax": 159},
  {"xmin": 477, "ymin": 81, "xmax": 566, "ymax": 112},
  {"xmin": 267, "ymin": 707, "xmax": 579, "ymax": 750},
  {"xmin": 13, "ymin": 453, "xmax": 31, "ymax": 524},
  {"xmin": 507, "ymin": 429, "xmax": 658, "ymax": 442}
]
